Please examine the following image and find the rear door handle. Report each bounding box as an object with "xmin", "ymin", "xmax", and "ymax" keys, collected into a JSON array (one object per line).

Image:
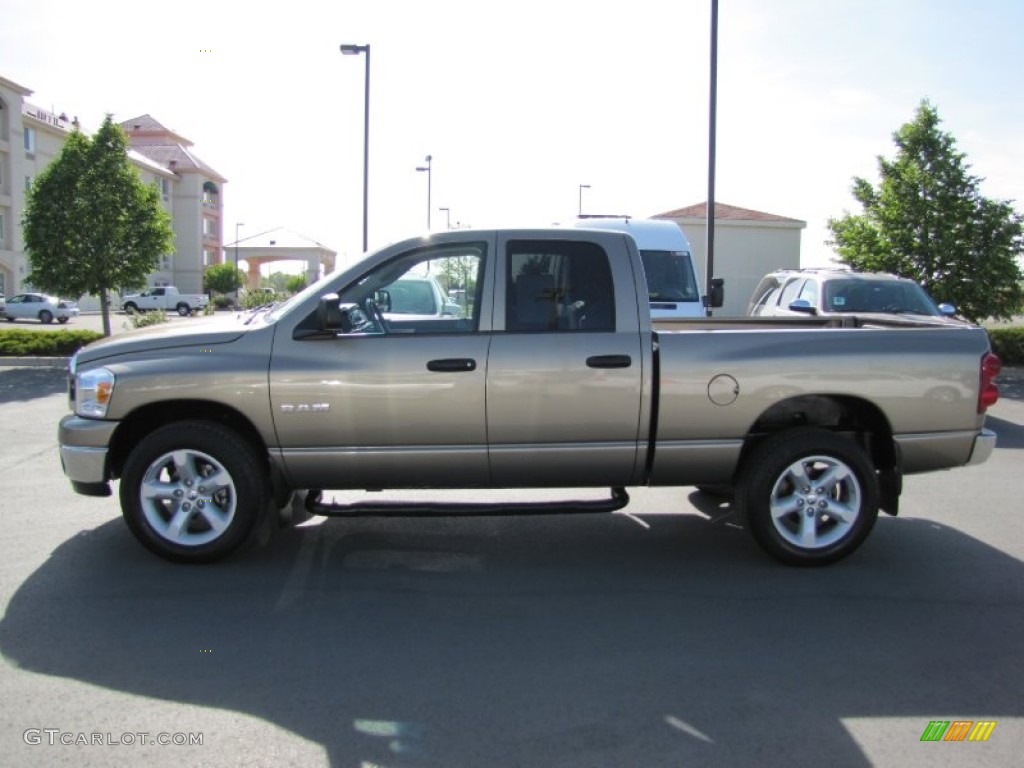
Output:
[
  {"xmin": 586, "ymin": 354, "xmax": 632, "ymax": 369},
  {"xmin": 427, "ymin": 358, "xmax": 477, "ymax": 372}
]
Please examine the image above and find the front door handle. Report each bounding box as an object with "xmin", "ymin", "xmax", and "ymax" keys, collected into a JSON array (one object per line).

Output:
[
  {"xmin": 586, "ymin": 354, "xmax": 632, "ymax": 369},
  {"xmin": 427, "ymin": 358, "xmax": 477, "ymax": 372}
]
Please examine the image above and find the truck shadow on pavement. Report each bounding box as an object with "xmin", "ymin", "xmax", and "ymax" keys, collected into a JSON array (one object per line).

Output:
[
  {"xmin": 2, "ymin": 509, "xmax": 1022, "ymax": 767},
  {"xmin": 0, "ymin": 367, "xmax": 65, "ymax": 404}
]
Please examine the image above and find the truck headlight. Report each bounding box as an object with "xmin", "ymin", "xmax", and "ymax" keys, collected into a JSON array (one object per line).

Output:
[{"xmin": 76, "ymin": 367, "xmax": 116, "ymax": 418}]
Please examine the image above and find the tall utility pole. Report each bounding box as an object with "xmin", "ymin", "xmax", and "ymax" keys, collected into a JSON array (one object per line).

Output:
[
  {"xmin": 340, "ymin": 43, "xmax": 371, "ymax": 252},
  {"xmin": 578, "ymin": 184, "xmax": 590, "ymax": 216},
  {"xmin": 705, "ymin": 0, "xmax": 718, "ymax": 317},
  {"xmin": 416, "ymin": 155, "xmax": 432, "ymax": 229}
]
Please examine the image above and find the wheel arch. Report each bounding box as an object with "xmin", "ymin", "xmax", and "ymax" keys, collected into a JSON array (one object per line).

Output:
[
  {"xmin": 108, "ymin": 400, "xmax": 288, "ymax": 500},
  {"xmin": 739, "ymin": 395, "xmax": 900, "ymax": 514}
]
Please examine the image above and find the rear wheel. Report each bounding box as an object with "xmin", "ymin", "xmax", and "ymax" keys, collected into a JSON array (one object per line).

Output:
[
  {"xmin": 176, "ymin": 303, "xmax": 191, "ymax": 316},
  {"xmin": 737, "ymin": 428, "xmax": 879, "ymax": 566},
  {"xmin": 58, "ymin": 316, "xmax": 69, "ymax": 324},
  {"xmin": 39, "ymin": 310, "xmax": 54, "ymax": 324},
  {"xmin": 119, "ymin": 421, "xmax": 270, "ymax": 562}
]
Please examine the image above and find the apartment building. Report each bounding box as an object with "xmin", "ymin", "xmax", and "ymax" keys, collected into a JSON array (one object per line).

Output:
[{"xmin": 0, "ymin": 74, "xmax": 225, "ymax": 301}]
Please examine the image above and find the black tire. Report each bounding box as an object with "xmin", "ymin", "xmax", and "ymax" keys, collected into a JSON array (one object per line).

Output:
[
  {"xmin": 39, "ymin": 310, "xmax": 54, "ymax": 324},
  {"xmin": 737, "ymin": 428, "xmax": 879, "ymax": 566},
  {"xmin": 119, "ymin": 421, "xmax": 270, "ymax": 563},
  {"xmin": 58, "ymin": 316, "xmax": 69, "ymax": 324},
  {"xmin": 176, "ymin": 303, "xmax": 191, "ymax": 316},
  {"xmin": 123, "ymin": 302, "xmax": 138, "ymax": 313}
]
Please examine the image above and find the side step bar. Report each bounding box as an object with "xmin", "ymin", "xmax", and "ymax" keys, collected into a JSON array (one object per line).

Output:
[{"xmin": 305, "ymin": 487, "xmax": 630, "ymax": 518}]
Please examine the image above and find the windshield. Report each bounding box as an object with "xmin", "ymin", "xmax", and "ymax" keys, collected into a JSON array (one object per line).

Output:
[
  {"xmin": 640, "ymin": 250, "xmax": 700, "ymax": 302},
  {"xmin": 823, "ymin": 279, "xmax": 941, "ymax": 315}
]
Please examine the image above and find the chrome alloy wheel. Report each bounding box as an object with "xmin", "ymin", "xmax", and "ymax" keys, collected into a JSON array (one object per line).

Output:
[
  {"xmin": 139, "ymin": 449, "xmax": 237, "ymax": 547},
  {"xmin": 768, "ymin": 454, "xmax": 862, "ymax": 550}
]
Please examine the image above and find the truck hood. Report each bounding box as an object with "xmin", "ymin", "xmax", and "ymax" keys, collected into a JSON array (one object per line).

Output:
[{"xmin": 75, "ymin": 314, "xmax": 251, "ymax": 364}]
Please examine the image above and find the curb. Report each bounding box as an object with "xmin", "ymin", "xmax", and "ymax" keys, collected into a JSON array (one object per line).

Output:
[{"xmin": 0, "ymin": 357, "xmax": 69, "ymax": 368}]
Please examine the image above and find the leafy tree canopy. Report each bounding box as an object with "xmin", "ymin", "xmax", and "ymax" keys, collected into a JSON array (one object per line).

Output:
[
  {"xmin": 828, "ymin": 100, "xmax": 1023, "ymax": 322},
  {"xmin": 204, "ymin": 262, "xmax": 244, "ymax": 295},
  {"xmin": 23, "ymin": 115, "xmax": 175, "ymax": 335}
]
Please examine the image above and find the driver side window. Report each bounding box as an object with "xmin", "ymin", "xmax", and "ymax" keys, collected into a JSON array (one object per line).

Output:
[{"xmin": 338, "ymin": 243, "xmax": 486, "ymax": 335}]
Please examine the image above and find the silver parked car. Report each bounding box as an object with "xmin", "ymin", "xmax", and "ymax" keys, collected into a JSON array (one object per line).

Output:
[
  {"xmin": 3, "ymin": 293, "xmax": 80, "ymax": 324},
  {"xmin": 748, "ymin": 268, "xmax": 959, "ymax": 321}
]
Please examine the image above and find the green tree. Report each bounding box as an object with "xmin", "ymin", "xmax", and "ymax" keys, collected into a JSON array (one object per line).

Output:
[
  {"xmin": 828, "ymin": 100, "xmax": 1023, "ymax": 322},
  {"xmin": 23, "ymin": 116, "xmax": 175, "ymax": 336},
  {"xmin": 204, "ymin": 262, "xmax": 244, "ymax": 295},
  {"xmin": 284, "ymin": 274, "xmax": 307, "ymax": 293}
]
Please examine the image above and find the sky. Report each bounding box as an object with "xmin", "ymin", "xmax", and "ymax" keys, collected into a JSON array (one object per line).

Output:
[{"xmin": 3, "ymin": 0, "xmax": 1023, "ymax": 270}]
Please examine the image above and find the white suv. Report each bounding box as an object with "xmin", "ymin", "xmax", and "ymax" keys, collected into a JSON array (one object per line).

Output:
[{"xmin": 748, "ymin": 268, "xmax": 958, "ymax": 321}]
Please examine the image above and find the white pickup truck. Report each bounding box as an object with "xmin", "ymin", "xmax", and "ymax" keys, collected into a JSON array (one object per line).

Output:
[{"xmin": 121, "ymin": 286, "xmax": 209, "ymax": 316}]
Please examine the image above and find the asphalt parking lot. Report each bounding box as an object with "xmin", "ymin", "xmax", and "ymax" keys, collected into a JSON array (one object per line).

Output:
[{"xmin": 0, "ymin": 363, "xmax": 1022, "ymax": 767}]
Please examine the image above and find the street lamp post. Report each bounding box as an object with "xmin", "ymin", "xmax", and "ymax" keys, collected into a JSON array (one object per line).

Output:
[
  {"xmin": 234, "ymin": 222, "xmax": 244, "ymax": 297},
  {"xmin": 416, "ymin": 155, "xmax": 432, "ymax": 230},
  {"xmin": 578, "ymin": 184, "xmax": 590, "ymax": 216},
  {"xmin": 439, "ymin": 206, "xmax": 451, "ymax": 230},
  {"xmin": 340, "ymin": 43, "xmax": 371, "ymax": 252}
]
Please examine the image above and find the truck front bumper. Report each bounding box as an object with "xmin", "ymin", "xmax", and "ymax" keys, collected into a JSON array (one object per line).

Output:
[
  {"xmin": 59, "ymin": 415, "xmax": 119, "ymax": 496},
  {"xmin": 966, "ymin": 428, "xmax": 997, "ymax": 466}
]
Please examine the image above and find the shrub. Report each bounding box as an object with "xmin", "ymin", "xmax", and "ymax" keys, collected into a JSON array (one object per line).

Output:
[
  {"xmin": 124, "ymin": 307, "xmax": 168, "ymax": 329},
  {"xmin": 988, "ymin": 327, "xmax": 1024, "ymax": 366},
  {"xmin": 0, "ymin": 329, "xmax": 105, "ymax": 357},
  {"xmin": 213, "ymin": 295, "xmax": 235, "ymax": 310}
]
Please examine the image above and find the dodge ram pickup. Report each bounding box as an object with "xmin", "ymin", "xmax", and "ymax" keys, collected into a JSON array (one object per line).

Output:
[{"xmin": 58, "ymin": 228, "xmax": 1001, "ymax": 565}]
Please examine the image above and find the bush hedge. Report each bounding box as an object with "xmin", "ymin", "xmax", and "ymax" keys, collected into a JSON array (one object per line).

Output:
[
  {"xmin": 988, "ymin": 327, "xmax": 1024, "ymax": 366},
  {"xmin": 0, "ymin": 328, "xmax": 105, "ymax": 357}
]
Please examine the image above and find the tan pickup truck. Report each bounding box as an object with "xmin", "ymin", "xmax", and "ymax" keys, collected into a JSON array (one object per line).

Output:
[{"xmin": 58, "ymin": 228, "xmax": 1001, "ymax": 565}]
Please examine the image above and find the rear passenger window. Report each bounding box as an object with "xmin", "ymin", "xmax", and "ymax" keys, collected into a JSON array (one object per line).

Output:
[{"xmin": 506, "ymin": 240, "xmax": 615, "ymax": 332}]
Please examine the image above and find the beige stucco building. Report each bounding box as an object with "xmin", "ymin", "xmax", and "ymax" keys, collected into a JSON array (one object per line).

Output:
[
  {"xmin": 655, "ymin": 202, "xmax": 806, "ymax": 316},
  {"xmin": 0, "ymin": 74, "xmax": 224, "ymax": 302}
]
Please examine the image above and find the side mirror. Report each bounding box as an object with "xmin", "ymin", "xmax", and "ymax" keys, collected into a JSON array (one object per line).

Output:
[
  {"xmin": 709, "ymin": 277, "xmax": 725, "ymax": 308},
  {"xmin": 316, "ymin": 294, "xmax": 361, "ymax": 332},
  {"xmin": 937, "ymin": 303, "xmax": 956, "ymax": 317},
  {"xmin": 788, "ymin": 298, "xmax": 817, "ymax": 315},
  {"xmin": 374, "ymin": 289, "xmax": 392, "ymax": 313}
]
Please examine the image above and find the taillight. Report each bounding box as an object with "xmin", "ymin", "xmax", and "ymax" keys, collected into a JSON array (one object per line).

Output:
[{"xmin": 978, "ymin": 352, "xmax": 1001, "ymax": 413}]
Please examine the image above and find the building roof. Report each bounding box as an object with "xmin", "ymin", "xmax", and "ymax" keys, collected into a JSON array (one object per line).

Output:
[
  {"xmin": 230, "ymin": 227, "xmax": 335, "ymax": 252},
  {"xmin": 127, "ymin": 149, "xmax": 176, "ymax": 177},
  {"xmin": 0, "ymin": 74, "xmax": 33, "ymax": 96},
  {"xmin": 120, "ymin": 114, "xmax": 191, "ymax": 145},
  {"xmin": 655, "ymin": 201, "xmax": 805, "ymax": 225}
]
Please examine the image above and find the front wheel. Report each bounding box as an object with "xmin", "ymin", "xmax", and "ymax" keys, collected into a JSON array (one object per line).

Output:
[
  {"xmin": 119, "ymin": 421, "xmax": 270, "ymax": 562},
  {"xmin": 737, "ymin": 428, "xmax": 879, "ymax": 566},
  {"xmin": 176, "ymin": 303, "xmax": 191, "ymax": 316}
]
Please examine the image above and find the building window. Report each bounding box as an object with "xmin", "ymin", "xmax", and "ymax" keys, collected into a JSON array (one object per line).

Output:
[
  {"xmin": 0, "ymin": 210, "xmax": 5, "ymax": 248},
  {"xmin": 202, "ymin": 218, "xmax": 218, "ymax": 238},
  {"xmin": 25, "ymin": 175, "xmax": 33, "ymax": 192},
  {"xmin": 202, "ymin": 181, "xmax": 219, "ymax": 207},
  {"xmin": 160, "ymin": 178, "xmax": 170, "ymax": 200},
  {"xmin": 204, "ymin": 248, "xmax": 218, "ymax": 266},
  {"xmin": 24, "ymin": 127, "xmax": 36, "ymax": 155},
  {"xmin": 160, "ymin": 253, "xmax": 172, "ymax": 271}
]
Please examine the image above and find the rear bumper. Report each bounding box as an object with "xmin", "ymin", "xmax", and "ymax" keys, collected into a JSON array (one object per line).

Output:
[{"xmin": 966, "ymin": 428, "xmax": 997, "ymax": 467}]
